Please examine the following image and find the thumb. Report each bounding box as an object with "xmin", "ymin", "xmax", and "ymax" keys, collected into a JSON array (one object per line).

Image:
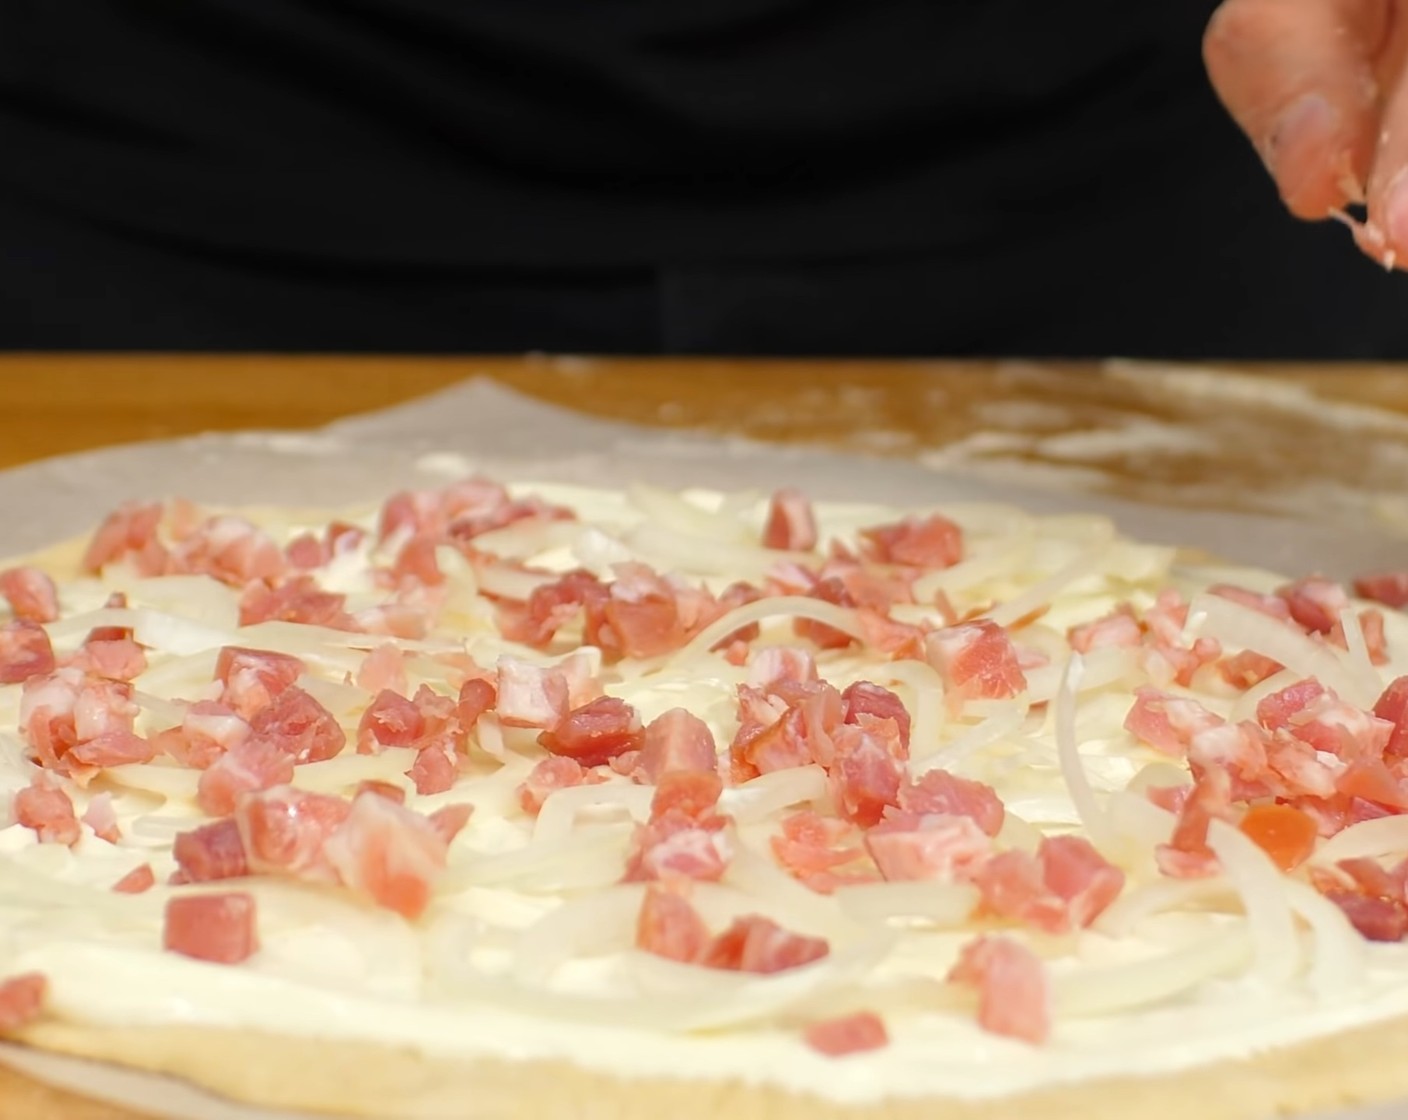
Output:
[{"xmin": 1204, "ymin": 0, "xmax": 1385, "ymax": 218}]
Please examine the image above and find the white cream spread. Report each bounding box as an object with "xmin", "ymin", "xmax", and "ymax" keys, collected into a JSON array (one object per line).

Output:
[{"xmin": 2, "ymin": 482, "xmax": 1408, "ymax": 1107}]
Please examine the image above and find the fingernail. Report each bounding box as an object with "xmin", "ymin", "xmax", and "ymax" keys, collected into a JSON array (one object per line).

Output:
[
  {"xmin": 1264, "ymin": 94, "xmax": 1337, "ymax": 202},
  {"xmin": 1385, "ymin": 170, "xmax": 1408, "ymax": 254}
]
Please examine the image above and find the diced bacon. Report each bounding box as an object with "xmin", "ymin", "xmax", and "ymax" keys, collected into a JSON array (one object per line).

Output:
[
  {"xmin": 284, "ymin": 532, "xmax": 327, "ymax": 570},
  {"xmin": 168, "ymin": 516, "xmax": 285, "ymax": 587},
  {"xmin": 112, "ymin": 863, "xmax": 156, "ymax": 894},
  {"xmin": 0, "ymin": 973, "xmax": 46, "ymax": 1031},
  {"xmin": 407, "ymin": 744, "xmax": 457, "ymax": 795},
  {"xmin": 537, "ymin": 696, "xmax": 643, "ymax": 767},
  {"xmin": 357, "ymin": 689, "xmax": 425, "ymax": 755},
  {"xmin": 173, "ymin": 818, "xmax": 250, "ymax": 882},
  {"xmin": 860, "ymin": 514, "xmax": 963, "ymax": 570},
  {"xmin": 1209, "ymin": 583, "xmax": 1293, "ymax": 621},
  {"xmin": 390, "ymin": 533, "xmax": 444, "ymax": 588},
  {"xmin": 636, "ymin": 708, "xmax": 717, "ymax": 783},
  {"xmin": 1335, "ymin": 857, "xmax": 1401, "ymax": 899},
  {"xmin": 495, "ymin": 657, "xmax": 569, "ymax": 729},
  {"xmin": 517, "ymin": 756, "xmax": 606, "ymax": 815},
  {"xmin": 378, "ymin": 488, "xmax": 442, "ymax": 542},
  {"xmin": 0, "ymin": 621, "xmax": 55, "ymax": 685},
  {"xmin": 636, "ymin": 885, "xmax": 711, "ymax": 964},
  {"xmin": 761, "ymin": 488, "xmax": 818, "ymax": 552},
  {"xmin": 85, "ymin": 591, "xmax": 131, "ymax": 644},
  {"xmin": 215, "ymin": 647, "xmax": 305, "ymax": 720},
  {"xmin": 1123, "ymin": 687, "xmax": 1224, "ymax": 757},
  {"xmin": 234, "ymin": 785, "xmax": 352, "ymax": 881},
  {"xmin": 651, "ymin": 770, "xmax": 724, "ymax": 820},
  {"xmin": 239, "ymin": 577, "xmax": 353, "ymax": 629},
  {"xmin": 355, "ymin": 602, "xmax": 431, "ymax": 640},
  {"xmin": 456, "ymin": 677, "xmax": 497, "ymax": 731},
  {"xmin": 948, "ymin": 935, "xmax": 1049, "ymax": 1045},
  {"xmin": 1356, "ymin": 571, "xmax": 1408, "ymax": 610},
  {"xmin": 1257, "ymin": 680, "xmax": 1391, "ymax": 762},
  {"xmin": 249, "ymin": 686, "xmax": 346, "ymax": 764},
  {"xmin": 19, "ymin": 668, "xmax": 83, "ymax": 772},
  {"xmin": 972, "ymin": 850, "xmax": 1066, "ymax": 932},
  {"xmin": 81, "ymin": 791, "xmax": 121, "ymax": 843},
  {"xmin": 1375, "ymin": 677, "xmax": 1408, "ymax": 763},
  {"xmin": 81, "ymin": 501, "xmax": 164, "ymax": 574},
  {"xmin": 896, "ymin": 770, "xmax": 1005, "ymax": 836},
  {"xmin": 13, "ymin": 781, "xmax": 80, "ymax": 847},
  {"xmin": 600, "ymin": 564, "xmax": 685, "ymax": 659},
  {"xmin": 355, "ymin": 644, "xmax": 408, "ymax": 696},
  {"xmin": 1218, "ymin": 650, "xmax": 1284, "ymax": 690},
  {"xmin": 829, "ymin": 722, "xmax": 904, "ymax": 827},
  {"xmin": 925, "ymin": 620, "xmax": 1026, "ymax": 702},
  {"xmin": 427, "ymin": 802, "xmax": 474, "ymax": 847},
  {"xmin": 701, "ymin": 914, "xmax": 829, "ymax": 973},
  {"xmin": 71, "ymin": 678, "xmax": 137, "ymax": 744},
  {"xmin": 1038, "ymin": 835, "xmax": 1125, "ymax": 928},
  {"xmin": 196, "ymin": 736, "xmax": 296, "ymax": 817},
  {"xmin": 1336, "ymin": 758, "xmax": 1408, "ymax": 811},
  {"xmin": 841, "ymin": 681, "xmax": 912, "ymax": 752},
  {"xmin": 164, "ymin": 893, "xmax": 259, "ymax": 964},
  {"xmin": 771, "ymin": 810, "xmax": 865, "ymax": 879},
  {"xmin": 177, "ymin": 701, "xmax": 251, "ymax": 769},
  {"xmin": 0, "ymin": 567, "xmax": 58, "ymax": 623},
  {"xmin": 1276, "ymin": 576, "xmax": 1349, "ymax": 634},
  {"xmin": 747, "ymin": 646, "xmax": 818, "ymax": 689},
  {"xmin": 865, "ymin": 813, "xmax": 992, "ymax": 882},
  {"xmin": 734, "ymin": 699, "xmax": 813, "ymax": 778},
  {"xmin": 68, "ymin": 637, "xmax": 147, "ymax": 682},
  {"xmin": 1067, "ymin": 606, "xmax": 1142, "ymax": 654},
  {"xmin": 1322, "ymin": 890, "xmax": 1408, "ymax": 942},
  {"xmin": 794, "ymin": 576, "xmax": 858, "ymax": 651},
  {"xmin": 68, "ymin": 730, "xmax": 157, "ymax": 768},
  {"xmin": 856, "ymin": 609, "xmax": 927, "ymax": 660},
  {"xmin": 803, "ymin": 1011, "xmax": 889, "ymax": 1057},
  {"xmin": 323, "ymin": 790, "xmax": 451, "ymax": 919},
  {"xmin": 1354, "ymin": 609, "xmax": 1389, "ymax": 666},
  {"xmin": 497, "ymin": 569, "xmax": 605, "ymax": 647},
  {"xmin": 624, "ymin": 809, "xmax": 731, "ymax": 883}
]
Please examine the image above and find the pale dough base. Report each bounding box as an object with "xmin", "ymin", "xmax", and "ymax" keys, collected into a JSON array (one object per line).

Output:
[{"xmin": 9, "ymin": 1011, "xmax": 1408, "ymax": 1120}]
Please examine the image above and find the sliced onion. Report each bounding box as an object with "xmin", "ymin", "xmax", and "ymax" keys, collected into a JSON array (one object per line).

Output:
[
  {"xmin": 1336, "ymin": 605, "xmax": 1384, "ymax": 708},
  {"xmin": 722, "ymin": 765, "xmax": 828, "ymax": 824},
  {"xmin": 1206, "ymin": 818, "xmax": 1300, "ymax": 986},
  {"xmin": 984, "ymin": 522, "xmax": 1115, "ymax": 629},
  {"xmin": 1310, "ymin": 815, "xmax": 1408, "ymax": 865},
  {"xmin": 1052, "ymin": 928, "xmax": 1252, "ymax": 1017},
  {"xmin": 910, "ymin": 529, "xmax": 1035, "ymax": 603},
  {"xmin": 873, "ymin": 659, "xmax": 945, "ymax": 761},
  {"xmin": 1095, "ymin": 876, "xmax": 1238, "ymax": 938},
  {"xmin": 832, "ymin": 881, "xmax": 979, "ymax": 927},
  {"xmin": 452, "ymin": 823, "xmax": 631, "ymax": 894},
  {"xmin": 512, "ymin": 883, "xmax": 645, "ymax": 982},
  {"xmin": 291, "ymin": 748, "xmax": 419, "ymax": 795},
  {"xmin": 1281, "ymin": 878, "xmax": 1365, "ymax": 997},
  {"xmin": 914, "ymin": 703, "xmax": 1026, "ymax": 774},
  {"xmin": 671, "ymin": 597, "xmax": 868, "ymax": 666},
  {"xmin": 1054, "ymin": 654, "xmax": 1115, "ymax": 851},
  {"xmin": 533, "ymin": 782, "xmax": 654, "ymax": 845},
  {"xmin": 1187, "ymin": 594, "xmax": 1368, "ymax": 707}
]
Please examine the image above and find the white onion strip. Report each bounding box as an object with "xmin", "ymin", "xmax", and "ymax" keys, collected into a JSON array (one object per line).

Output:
[
  {"xmin": 1336, "ymin": 605, "xmax": 1384, "ymax": 708},
  {"xmin": 1205, "ymin": 819, "xmax": 1300, "ymax": 986},
  {"xmin": 1281, "ymin": 878, "xmax": 1365, "ymax": 997},
  {"xmin": 1052, "ymin": 929, "xmax": 1252, "ymax": 1017},
  {"xmin": 984, "ymin": 525, "xmax": 1114, "ymax": 629},
  {"xmin": 1187, "ymin": 595, "xmax": 1368, "ymax": 707},
  {"xmin": 670, "ymin": 597, "xmax": 868, "ymax": 666},
  {"xmin": 1311, "ymin": 815, "xmax": 1408, "ymax": 866},
  {"xmin": 1054, "ymin": 654, "xmax": 1116, "ymax": 851},
  {"xmin": 913, "ymin": 703, "xmax": 1025, "ymax": 774}
]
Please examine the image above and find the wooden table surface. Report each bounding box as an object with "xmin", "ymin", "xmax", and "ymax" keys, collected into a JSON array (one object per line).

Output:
[{"xmin": 0, "ymin": 353, "xmax": 1405, "ymax": 1119}]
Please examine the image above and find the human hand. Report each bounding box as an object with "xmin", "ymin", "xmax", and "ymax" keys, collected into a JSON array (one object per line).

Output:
[{"xmin": 1204, "ymin": 0, "xmax": 1408, "ymax": 266}]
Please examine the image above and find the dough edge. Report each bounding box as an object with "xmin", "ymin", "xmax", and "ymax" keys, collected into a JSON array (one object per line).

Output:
[{"xmin": 10, "ymin": 1009, "xmax": 1408, "ymax": 1120}]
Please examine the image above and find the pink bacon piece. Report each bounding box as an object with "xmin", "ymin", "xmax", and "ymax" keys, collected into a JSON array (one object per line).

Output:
[
  {"xmin": 761, "ymin": 488, "xmax": 818, "ymax": 552},
  {"xmin": 13, "ymin": 780, "xmax": 80, "ymax": 847},
  {"xmin": 0, "ymin": 567, "xmax": 59, "ymax": 623},
  {"xmin": 925, "ymin": 620, "xmax": 1026, "ymax": 702},
  {"xmin": 0, "ymin": 973, "xmax": 47, "ymax": 1031},
  {"xmin": 215, "ymin": 647, "xmax": 305, "ymax": 721},
  {"xmin": 0, "ymin": 622, "xmax": 55, "ymax": 686},
  {"xmin": 948, "ymin": 935, "xmax": 1050, "ymax": 1044},
  {"xmin": 860, "ymin": 514, "xmax": 963, "ymax": 570},
  {"xmin": 803, "ymin": 1011, "xmax": 889, "ymax": 1058},
  {"xmin": 538, "ymin": 696, "xmax": 644, "ymax": 767},
  {"xmin": 164, "ymin": 893, "xmax": 259, "ymax": 964}
]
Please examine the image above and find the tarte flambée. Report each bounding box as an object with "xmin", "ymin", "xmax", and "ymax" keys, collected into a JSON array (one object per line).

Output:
[{"xmin": 1, "ymin": 477, "xmax": 1407, "ymax": 1119}]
